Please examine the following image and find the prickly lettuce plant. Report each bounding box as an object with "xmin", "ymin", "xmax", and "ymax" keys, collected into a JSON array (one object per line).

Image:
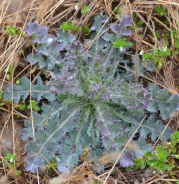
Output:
[{"xmin": 3, "ymin": 12, "xmax": 178, "ymax": 173}]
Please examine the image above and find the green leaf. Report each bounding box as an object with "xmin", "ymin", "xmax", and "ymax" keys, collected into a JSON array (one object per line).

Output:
[
  {"xmin": 171, "ymin": 131, "xmax": 179, "ymax": 142},
  {"xmin": 4, "ymin": 153, "xmax": 16, "ymax": 163},
  {"xmin": 135, "ymin": 158, "xmax": 146, "ymax": 169},
  {"xmin": 142, "ymin": 53, "xmax": 152, "ymax": 60},
  {"xmin": 18, "ymin": 104, "xmax": 26, "ymax": 110},
  {"xmin": 15, "ymin": 170, "xmax": 21, "ymax": 176},
  {"xmin": 0, "ymin": 103, "xmax": 5, "ymax": 106},
  {"xmin": 155, "ymin": 146, "xmax": 169, "ymax": 162},
  {"xmin": 114, "ymin": 6, "xmax": 120, "ymax": 14},
  {"xmin": 0, "ymin": 90, "xmax": 2, "ymax": 99},
  {"xmin": 146, "ymin": 158, "xmax": 155, "ymax": 165},
  {"xmin": 27, "ymin": 100, "xmax": 40, "ymax": 111},
  {"xmin": 5, "ymin": 66, "xmax": 13, "ymax": 74},
  {"xmin": 6, "ymin": 74, "xmax": 11, "ymax": 81},
  {"xmin": 16, "ymin": 114, "xmax": 21, "ymax": 118},
  {"xmin": 7, "ymin": 164, "xmax": 13, "ymax": 170},
  {"xmin": 15, "ymin": 80, "xmax": 20, "ymax": 84},
  {"xmin": 155, "ymin": 6, "xmax": 166, "ymax": 16},
  {"xmin": 60, "ymin": 22, "xmax": 80, "ymax": 32},
  {"xmin": 175, "ymin": 154, "xmax": 179, "ymax": 159},
  {"xmin": 144, "ymin": 151, "xmax": 152, "ymax": 157},
  {"xmin": 137, "ymin": 20, "xmax": 144, "ymax": 26},
  {"xmin": 113, "ymin": 38, "xmax": 132, "ymax": 48},
  {"xmin": 6, "ymin": 26, "xmax": 18, "ymax": 36},
  {"xmin": 81, "ymin": 6, "xmax": 89, "ymax": 15},
  {"xmin": 60, "ymin": 22, "xmax": 70, "ymax": 32},
  {"xmin": 82, "ymin": 26, "xmax": 90, "ymax": 35},
  {"xmin": 156, "ymin": 145, "xmax": 163, "ymax": 153},
  {"xmin": 46, "ymin": 160, "xmax": 58, "ymax": 169}
]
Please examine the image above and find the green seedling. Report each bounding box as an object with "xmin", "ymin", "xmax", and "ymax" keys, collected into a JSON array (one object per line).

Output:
[
  {"xmin": 0, "ymin": 90, "xmax": 2, "ymax": 99},
  {"xmin": 5, "ymin": 26, "xmax": 23, "ymax": 36},
  {"xmin": 82, "ymin": 26, "xmax": 90, "ymax": 35},
  {"xmin": 137, "ymin": 20, "xmax": 144, "ymax": 26},
  {"xmin": 4, "ymin": 153, "xmax": 21, "ymax": 175},
  {"xmin": 114, "ymin": 5, "xmax": 120, "ymax": 14},
  {"xmin": 142, "ymin": 46, "xmax": 171, "ymax": 69},
  {"xmin": 27, "ymin": 100, "xmax": 40, "ymax": 111},
  {"xmin": 155, "ymin": 32, "xmax": 161, "ymax": 39},
  {"xmin": 60, "ymin": 22, "xmax": 80, "ymax": 33},
  {"xmin": 164, "ymin": 33, "xmax": 170, "ymax": 39},
  {"xmin": 16, "ymin": 103, "xmax": 26, "ymax": 110},
  {"xmin": 0, "ymin": 102, "xmax": 5, "ymax": 106},
  {"xmin": 164, "ymin": 20, "xmax": 169, "ymax": 25},
  {"xmin": 155, "ymin": 6, "xmax": 167, "ymax": 16},
  {"xmin": 5, "ymin": 66, "xmax": 13, "ymax": 74},
  {"xmin": 15, "ymin": 80, "xmax": 20, "ymax": 84},
  {"xmin": 81, "ymin": 5, "xmax": 89, "ymax": 15},
  {"xmin": 46, "ymin": 160, "xmax": 58, "ymax": 170},
  {"xmin": 128, "ymin": 131, "xmax": 179, "ymax": 173},
  {"xmin": 94, "ymin": 180, "xmax": 100, "ymax": 184},
  {"xmin": 60, "ymin": 21, "xmax": 90, "ymax": 35},
  {"xmin": 172, "ymin": 30, "xmax": 179, "ymax": 49},
  {"xmin": 5, "ymin": 66, "xmax": 14, "ymax": 81},
  {"xmin": 133, "ymin": 12, "xmax": 137, "ymax": 19},
  {"xmin": 113, "ymin": 38, "xmax": 132, "ymax": 51}
]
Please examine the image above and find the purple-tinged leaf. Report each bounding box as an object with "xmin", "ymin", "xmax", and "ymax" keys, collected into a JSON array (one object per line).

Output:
[
  {"xmin": 110, "ymin": 16, "xmax": 132, "ymax": 36},
  {"xmin": 120, "ymin": 151, "xmax": 134, "ymax": 167},
  {"xmin": 37, "ymin": 42, "xmax": 61, "ymax": 57},
  {"xmin": 24, "ymin": 22, "xmax": 47, "ymax": 36},
  {"xmin": 25, "ymin": 155, "xmax": 45, "ymax": 173},
  {"xmin": 90, "ymin": 13, "xmax": 108, "ymax": 31},
  {"xmin": 25, "ymin": 22, "xmax": 56, "ymax": 45},
  {"xmin": 57, "ymin": 165, "xmax": 70, "ymax": 173},
  {"xmin": 57, "ymin": 29, "xmax": 76, "ymax": 46}
]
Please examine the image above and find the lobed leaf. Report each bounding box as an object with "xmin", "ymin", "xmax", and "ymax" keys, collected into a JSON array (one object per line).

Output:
[{"xmin": 3, "ymin": 76, "xmax": 55, "ymax": 104}]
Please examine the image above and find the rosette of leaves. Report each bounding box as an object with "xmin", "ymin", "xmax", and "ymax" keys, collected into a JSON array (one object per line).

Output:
[{"xmin": 2, "ymin": 12, "xmax": 179, "ymax": 173}]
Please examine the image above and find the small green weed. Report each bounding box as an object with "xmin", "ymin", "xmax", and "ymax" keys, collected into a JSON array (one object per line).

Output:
[
  {"xmin": 46, "ymin": 160, "xmax": 58, "ymax": 170},
  {"xmin": 113, "ymin": 38, "xmax": 132, "ymax": 51},
  {"xmin": 128, "ymin": 131, "xmax": 179, "ymax": 173},
  {"xmin": 82, "ymin": 26, "xmax": 90, "ymax": 35},
  {"xmin": 15, "ymin": 100, "xmax": 40, "ymax": 111},
  {"xmin": 172, "ymin": 30, "xmax": 179, "ymax": 49},
  {"xmin": 132, "ymin": 13, "xmax": 144, "ymax": 29},
  {"xmin": 155, "ymin": 6, "xmax": 167, "ymax": 16},
  {"xmin": 81, "ymin": 5, "xmax": 89, "ymax": 15},
  {"xmin": 5, "ymin": 66, "xmax": 14, "ymax": 81},
  {"xmin": 27, "ymin": 100, "xmax": 40, "ymax": 111},
  {"xmin": 60, "ymin": 22, "xmax": 90, "ymax": 35},
  {"xmin": 5, "ymin": 26, "xmax": 23, "ymax": 37},
  {"xmin": 142, "ymin": 46, "xmax": 171, "ymax": 69},
  {"xmin": 4, "ymin": 153, "xmax": 21, "ymax": 176},
  {"xmin": 60, "ymin": 22, "xmax": 81, "ymax": 33},
  {"xmin": 16, "ymin": 103, "xmax": 26, "ymax": 110},
  {"xmin": 114, "ymin": 5, "xmax": 120, "ymax": 14}
]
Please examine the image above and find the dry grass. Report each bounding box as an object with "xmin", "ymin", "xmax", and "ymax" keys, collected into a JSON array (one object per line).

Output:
[{"xmin": 0, "ymin": 0, "xmax": 179, "ymax": 183}]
